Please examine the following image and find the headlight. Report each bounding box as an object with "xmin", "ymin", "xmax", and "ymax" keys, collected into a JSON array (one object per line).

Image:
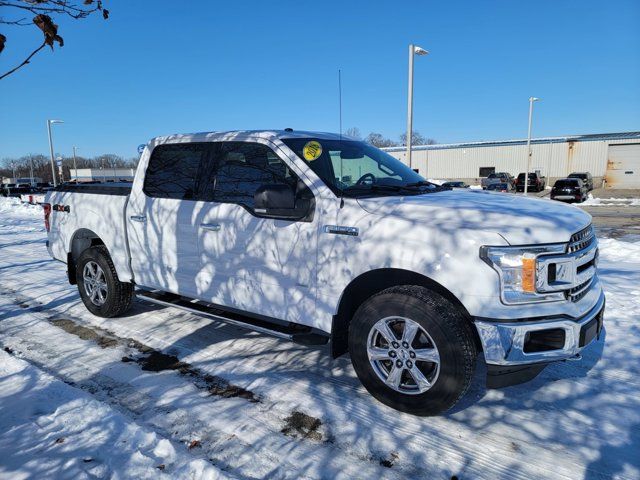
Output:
[{"xmin": 480, "ymin": 245, "xmax": 566, "ymax": 304}]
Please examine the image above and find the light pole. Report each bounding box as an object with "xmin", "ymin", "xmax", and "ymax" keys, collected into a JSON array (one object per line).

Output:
[
  {"xmin": 29, "ymin": 155, "xmax": 35, "ymax": 186},
  {"xmin": 72, "ymin": 146, "xmax": 78, "ymax": 182},
  {"xmin": 47, "ymin": 119, "xmax": 64, "ymax": 186},
  {"xmin": 10, "ymin": 161, "xmax": 16, "ymax": 181},
  {"xmin": 523, "ymin": 97, "xmax": 540, "ymax": 196},
  {"xmin": 406, "ymin": 44, "xmax": 428, "ymax": 170}
]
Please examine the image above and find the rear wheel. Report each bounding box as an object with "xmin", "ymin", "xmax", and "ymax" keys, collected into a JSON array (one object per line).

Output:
[
  {"xmin": 348, "ymin": 286, "xmax": 477, "ymax": 416},
  {"xmin": 76, "ymin": 246, "xmax": 134, "ymax": 317}
]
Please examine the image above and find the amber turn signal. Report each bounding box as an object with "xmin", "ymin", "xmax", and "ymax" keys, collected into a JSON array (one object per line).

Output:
[{"xmin": 522, "ymin": 254, "xmax": 536, "ymax": 293}]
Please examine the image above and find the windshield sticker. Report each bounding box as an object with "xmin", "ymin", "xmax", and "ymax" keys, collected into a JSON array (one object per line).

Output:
[{"xmin": 303, "ymin": 141, "xmax": 322, "ymax": 161}]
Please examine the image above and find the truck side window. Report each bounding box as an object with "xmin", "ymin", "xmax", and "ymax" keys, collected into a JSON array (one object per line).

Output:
[
  {"xmin": 144, "ymin": 143, "xmax": 208, "ymax": 200},
  {"xmin": 200, "ymin": 142, "xmax": 298, "ymax": 209}
]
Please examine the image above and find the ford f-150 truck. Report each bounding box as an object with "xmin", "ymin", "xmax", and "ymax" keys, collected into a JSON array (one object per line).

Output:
[{"xmin": 44, "ymin": 130, "xmax": 605, "ymax": 415}]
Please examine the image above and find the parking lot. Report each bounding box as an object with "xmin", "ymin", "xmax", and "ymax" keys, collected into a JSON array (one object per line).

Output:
[{"xmin": 1, "ymin": 196, "xmax": 639, "ymax": 479}]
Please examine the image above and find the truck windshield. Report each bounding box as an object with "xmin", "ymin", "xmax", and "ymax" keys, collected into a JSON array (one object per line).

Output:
[{"xmin": 281, "ymin": 138, "xmax": 441, "ymax": 197}]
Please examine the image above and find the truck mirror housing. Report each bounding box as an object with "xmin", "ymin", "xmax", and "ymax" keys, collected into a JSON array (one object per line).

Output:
[{"xmin": 254, "ymin": 184, "xmax": 310, "ymax": 220}]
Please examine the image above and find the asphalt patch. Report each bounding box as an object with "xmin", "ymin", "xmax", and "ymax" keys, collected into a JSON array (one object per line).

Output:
[
  {"xmin": 136, "ymin": 351, "xmax": 189, "ymax": 372},
  {"xmin": 50, "ymin": 318, "xmax": 118, "ymax": 349},
  {"xmin": 281, "ymin": 411, "xmax": 323, "ymax": 442}
]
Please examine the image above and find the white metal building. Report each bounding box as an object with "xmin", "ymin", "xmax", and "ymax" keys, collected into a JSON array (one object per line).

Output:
[
  {"xmin": 384, "ymin": 132, "xmax": 640, "ymax": 188},
  {"xmin": 69, "ymin": 168, "xmax": 136, "ymax": 182}
]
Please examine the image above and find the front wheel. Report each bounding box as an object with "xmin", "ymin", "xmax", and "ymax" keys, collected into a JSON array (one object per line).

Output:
[
  {"xmin": 348, "ymin": 286, "xmax": 477, "ymax": 416},
  {"xmin": 76, "ymin": 245, "xmax": 134, "ymax": 317}
]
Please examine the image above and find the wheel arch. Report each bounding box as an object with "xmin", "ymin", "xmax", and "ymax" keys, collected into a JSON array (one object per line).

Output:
[
  {"xmin": 67, "ymin": 228, "xmax": 105, "ymax": 285},
  {"xmin": 330, "ymin": 268, "xmax": 479, "ymax": 358}
]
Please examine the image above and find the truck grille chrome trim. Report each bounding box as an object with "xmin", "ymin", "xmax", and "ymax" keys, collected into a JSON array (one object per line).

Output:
[
  {"xmin": 536, "ymin": 224, "xmax": 597, "ymax": 302},
  {"xmin": 568, "ymin": 225, "xmax": 595, "ymax": 253}
]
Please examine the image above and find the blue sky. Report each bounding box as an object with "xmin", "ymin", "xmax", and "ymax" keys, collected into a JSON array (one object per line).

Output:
[{"xmin": 1, "ymin": 0, "xmax": 639, "ymax": 159}]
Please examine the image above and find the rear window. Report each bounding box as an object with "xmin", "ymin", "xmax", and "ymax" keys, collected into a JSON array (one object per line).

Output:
[
  {"xmin": 144, "ymin": 143, "xmax": 209, "ymax": 200},
  {"xmin": 554, "ymin": 179, "xmax": 580, "ymax": 188}
]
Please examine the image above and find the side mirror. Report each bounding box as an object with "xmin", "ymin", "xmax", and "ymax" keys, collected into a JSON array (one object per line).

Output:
[{"xmin": 254, "ymin": 184, "xmax": 309, "ymax": 220}]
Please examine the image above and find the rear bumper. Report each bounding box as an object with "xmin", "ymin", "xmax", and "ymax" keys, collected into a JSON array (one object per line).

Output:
[{"xmin": 475, "ymin": 289, "xmax": 605, "ymax": 367}]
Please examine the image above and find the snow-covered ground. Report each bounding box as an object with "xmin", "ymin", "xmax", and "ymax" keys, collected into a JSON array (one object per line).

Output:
[
  {"xmin": 1, "ymin": 196, "xmax": 639, "ymax": 479},
  {"xmin": 582, "ymin": 194, "xmax": 640, "ymax": 206}
]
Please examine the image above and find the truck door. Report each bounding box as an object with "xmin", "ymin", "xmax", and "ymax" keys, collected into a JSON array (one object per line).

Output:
[
  {"xmin": 195, "ymin": 140, "xmax": 319, "ymax": 327},
  {"xmin": 127, "ymin": 143, "xmax": 209, "ymax": 297}
]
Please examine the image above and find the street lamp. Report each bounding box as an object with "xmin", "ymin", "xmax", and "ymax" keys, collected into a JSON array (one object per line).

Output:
[
  {"xmin": 47, "ymin": 119, "xmax": 64, "ymax": 186},
  {"xmin": 406, "ymin": 44, "xmax": 429, "ymax": 170},
  {"xmin": 523, "ymin": 97, "xmax": 540, "ymax": 196}
]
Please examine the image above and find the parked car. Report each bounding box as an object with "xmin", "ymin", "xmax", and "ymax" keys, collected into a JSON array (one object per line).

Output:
[
  {"xmin": 481, "ymin": 172, "xmax": 514, "ymax": 189},
  {"xmin": 486, "ymin": 182, "xmax": 515, "ymax": 193},
  {"xmin": 568, "ymin": 172, "xmax": 594, "ymax": 191},
  {"xmin": 44, "ymin": 130, "xmax": 604, "ymax": 416},
  {"xmin": 5, "ymin": 185, "xmax": 33, "ymax": 198},
  {"xmin": 551, "ymin": 178, "xmax": 588, "ymax": 203},
  {"xmin": 515, "ymin": 172, "xmax": 546, "ymax": 192},
  {"xmin": 1, "ymin": 183, "xmax": 16, "ymax": 197},
  {"xmin": 441, "ymin": 181, "xmax": 470, "ymax": 189}
]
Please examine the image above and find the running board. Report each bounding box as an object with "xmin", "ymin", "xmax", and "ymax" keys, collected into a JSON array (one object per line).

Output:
[{"xmin": 135, "ymin": 289, "xmax": 329, "ymax": 346}]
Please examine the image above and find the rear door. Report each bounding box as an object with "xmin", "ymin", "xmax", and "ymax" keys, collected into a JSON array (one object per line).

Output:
[{"xmin": 127, "ymin": 143, "xmax": 209, "ymax": 297}]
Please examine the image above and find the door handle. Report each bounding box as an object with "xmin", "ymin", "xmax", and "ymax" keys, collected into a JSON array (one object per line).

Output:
[
  {"xmin": 200, "ymin": 223, "xmax": 221, "ymax": 231},
  {"xmin": 130, "ymin": 215, "xmax": 147, "ymax": 223}
]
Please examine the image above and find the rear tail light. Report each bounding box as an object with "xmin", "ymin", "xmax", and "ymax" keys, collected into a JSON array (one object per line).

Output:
[{"xmin": 43, "ymin": 203, "xmax": 51, "ymax": 232}]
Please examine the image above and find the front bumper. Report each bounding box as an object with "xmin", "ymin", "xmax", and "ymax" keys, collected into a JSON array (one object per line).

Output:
[{"xmin": 475, "ymin": 289, "xmax": 605, "ymax": 366}]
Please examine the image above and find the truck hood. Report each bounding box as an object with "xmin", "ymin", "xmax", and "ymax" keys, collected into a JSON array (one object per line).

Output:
[{"xmin": 356, "ymin": 190, "xmax": 592, "ymax": 245}]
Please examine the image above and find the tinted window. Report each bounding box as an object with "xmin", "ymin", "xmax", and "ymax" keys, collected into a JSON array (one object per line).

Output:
[
  {"xmin": 479, "ymin": 167, "xmax": 495, "ymax": 177},
  {"xmin": 144, "ymin": 143, "xmax": 208, "ymax": 200},
  {"xmin": 203, "ymin": 142, "xmax": 298, "ymax": 208},
  {"xmin": 555, "ymin": 179, "xmax": 581, "ymax": 188}
]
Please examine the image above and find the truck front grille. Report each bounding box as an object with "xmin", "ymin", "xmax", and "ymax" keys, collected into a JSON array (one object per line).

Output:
[{"xmin": 568, "ymin": 225, "xmax": 595, "ymax": 254}]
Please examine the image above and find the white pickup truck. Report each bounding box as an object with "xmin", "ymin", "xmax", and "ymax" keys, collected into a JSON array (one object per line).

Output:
[{"xmin": 45, "ymin": 130, "xmax": 605, "ymax": 415}]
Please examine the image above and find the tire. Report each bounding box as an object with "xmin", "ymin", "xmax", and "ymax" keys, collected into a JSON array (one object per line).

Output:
[
  {"xmin": 76, "ymin": 245, "xmax": 134, "ymax": 318},
  {"xmin": 348, "ymin": 285, "xmax": 477, "ymax": 416}
]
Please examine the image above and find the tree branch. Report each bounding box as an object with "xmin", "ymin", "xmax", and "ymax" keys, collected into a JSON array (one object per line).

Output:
[{"xmin": 0, "ymin": 39, "xmax": 46, "ymax": 80}]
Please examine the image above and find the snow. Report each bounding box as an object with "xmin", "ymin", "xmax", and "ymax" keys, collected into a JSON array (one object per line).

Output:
[
  {"xmin": 0, "ymin": 351, "xmax": 229, "ymax": 480},
  {"xmin": 582, "ymin": 194, "xmax": 640, "ymax": 206},
  {"xmin": 1, "ymin": 196, "xmax": 640, "ymax": 479}
]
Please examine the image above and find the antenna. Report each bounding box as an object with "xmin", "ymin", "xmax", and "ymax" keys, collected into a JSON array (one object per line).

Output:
[
  {"xmin": 338, "ymin": 68, "xmax": 344, "ymax": 207},
  {"xmin": 338, "ymin": 69, "xmax": 342, "ymax": 139}
]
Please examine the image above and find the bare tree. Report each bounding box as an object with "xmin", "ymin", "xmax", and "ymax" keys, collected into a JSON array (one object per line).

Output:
[
  {"xmin": 344, "ymin": 127, "xmax": 361, "ymax": 139},
  {"xmin": 0, "ymin": 1, "xmax": 109, "ymax": 80},
  {"xmin": 365, "ymin": 132, "xmax": 398, "ymax": 148},
  {"xmin": 399, "ymin": 131, "xmax": 436, "ymax": 146}
]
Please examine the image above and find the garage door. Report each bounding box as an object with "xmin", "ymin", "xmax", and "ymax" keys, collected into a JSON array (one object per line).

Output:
[{"xmin": 606, "ymin": 144, "xmax": 640, "ymax": 188}]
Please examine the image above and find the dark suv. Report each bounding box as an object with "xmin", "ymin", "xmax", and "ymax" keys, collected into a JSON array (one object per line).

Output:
[
  {"xmin": 515, "ymin": 172, "xmax": 546, "ymax": 192},
  {"xmin": 551, "ymin": 178, "xmax": 588, "ymax": 203},
  {"xmin": 568, "ymin": 172, "xmax": 594, "ymax": 191}
]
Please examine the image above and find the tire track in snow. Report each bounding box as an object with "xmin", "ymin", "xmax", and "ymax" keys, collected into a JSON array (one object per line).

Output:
[{"xmin": 0, "ymin": 287, "xmax": 414, "ymax": 480}]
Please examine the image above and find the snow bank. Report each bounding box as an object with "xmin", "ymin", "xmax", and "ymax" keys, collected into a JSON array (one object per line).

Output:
[
  {"xmin": 582, "ymin": 194, "xmax": 640, "ymax": 206},
  {"xmin": 0, "ymin": 350, "xmax": 231, "ymax": 480},
  {"xmin": 0, "ymin": 196, "xmax": 44, "ymax": 218}
]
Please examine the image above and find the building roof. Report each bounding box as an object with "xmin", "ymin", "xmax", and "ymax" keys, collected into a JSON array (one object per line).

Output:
[{"xmin": 383, "ymin": 131, "xmax": 640, "ymax": 152}]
